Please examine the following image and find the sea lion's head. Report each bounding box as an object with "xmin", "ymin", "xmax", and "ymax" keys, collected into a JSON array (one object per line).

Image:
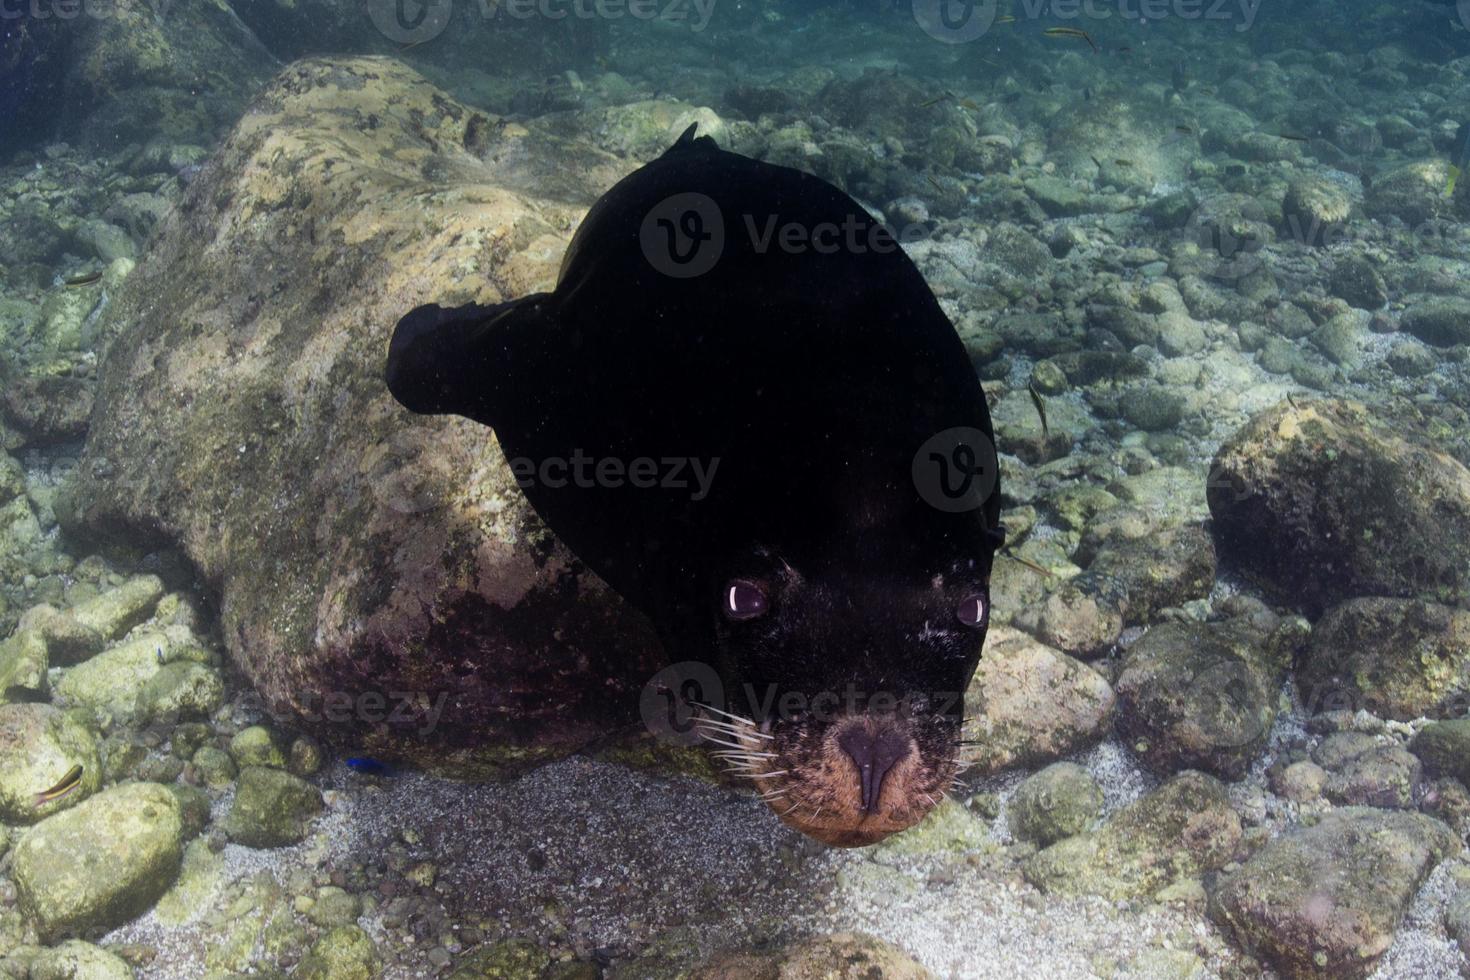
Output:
[{"xmin": 697, "ymin": 523, "xmax": 998, "ymax": 847}]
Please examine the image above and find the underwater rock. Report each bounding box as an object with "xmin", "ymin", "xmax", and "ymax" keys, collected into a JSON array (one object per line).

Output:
[
  {"xmin": 1448, "ymin": 886, "xmax": 1470, "ymax": 961},
  {"xmin": 1207, "ymin": 399, "xmax": 1470, "ymax": 616},
  {"xmin": 0, "ymin": 703, "xmax": 102, "ymax": 824},
  {"xmin": 65, "ymin": 574, "xmax": 163, "ymax": 644},
  {"xmin": 1280, "ymin": 175, "xmax": 1355, "ymax": 247},
  {"xmin": 68, "ymin": 57, "xmax": 664, "ymax": 763},
  {"xmin": 0, "ymin": 626, "xmax": 49, "ymax": 702},
  {"xmin": 1321, "ymin": 743, "xmax": 1421, "ymax": 809},
  {"xmin": 1209, "ymin": 808, "xmax": 1458, "ymax": 980},
  {"xmin": 1023, "ymin": 771, "xmax": 1240, "ymax": 901},
  {"xmin": 1365, "ymin": 160, "xmax": 1457, "ymax": 227},
  {"xmin": 1114, "ymin": 617, "xmax": 1299, "ymax": 780},
  {"xmin": 1401, "ymin": 294, "xmax": 1470, "ymax": 347},
  {"xmin": 1308, "ymin": 311, "xmax": 1368, "ymax": 369},
  {"xmin": 1119, "ymin": 385, "xmax": 1185, "ymax": 432},
  {"xmin": 134, "ymin": 661, "xmax": 225, "ymax": 724},
  {"xmin": 295, "ymin": 924, "xmax": 380, "ymax": 980},
  {"xmin": 959, "ymin": 627, "xmax": 1115, "ymax": 776},
  {"xmin": 229, "ymin": 725, "xmax": 289, "ymax": 769},
  {"xmin": 13, "ymin": 781, "xmax": 183, "ymax": 941},
  {"xmin": 1409, "ymin": 719, "xmax": 1470, "ymax": 787},
  {"xmin": 0, "ymin": 375, "xmax": 94, "ymax": 448},
  {"xmin": 221, "ymin": 766, "xmax": 323, "ymax": 848},
  {"xmin": 1298, "ymin": 598, "xmax": 1470, "ymax": 720},
  {"xmin": 53, "ymin": 629, "xmax": 176, "ymax": 726},
  {"xmin": 1007, "ymin": 762, "xmax": 1103, "ymax": 847},
  {"xmin": 17, "ymin": 604, "xmax": 106, "ymax": 666},
  {"xmin": 690, "ymin": 932, "xmax": 931, "ymax": 980},
  {"xmin": 27, "ymin": 941, "xmax": 135, "ymax": 980},
  {"xmin": 1327, "ymin": 254, "xmax": 1388, "ymax": 310},
  {"xmin": 47, "ymin": 0, "xmax": 274, "ymax": 152}
]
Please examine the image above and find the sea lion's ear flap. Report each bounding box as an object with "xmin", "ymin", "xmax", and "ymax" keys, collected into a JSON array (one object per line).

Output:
[{"xmin": 385, "ymin": 296, "xmax": 548, "ymax": 426}]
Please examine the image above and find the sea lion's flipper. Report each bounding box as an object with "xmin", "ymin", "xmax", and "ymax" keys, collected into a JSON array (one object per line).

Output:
[
  {"xmin": 663, "ymin": 122, "xmax": 720, "ymax": 157},
  {"xmin": 385, "ymin": 296, "xmax": 550, "ymax": 427}
]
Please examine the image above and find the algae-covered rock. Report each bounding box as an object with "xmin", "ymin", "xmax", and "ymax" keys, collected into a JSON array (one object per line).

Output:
[
  {"xmin": 1447, "ymin": 886, "xmax": 1470, "ymax": 960},
  {"xmin": 53, "ymin": 630, "xmax": 172, "ymax": 725},
  {"xmin": 1007, "ymin": 762, "xmax": 1103, "ymax": 846},
  {"xmin": 1321, "ymin": 744, "xmax": 1421, "ymax": 808},
  {"xmin": 960, "ymin": 626, "xmax": 1115, "ymax": 776},
  {"xmin": 67, "ymin": 56, "xmax": 664, "ymax": 762},
  {"xmin": 17, "ymin": 604, "xmax": 105, "ymax": 666},
  {"xmin": 64, "ymin": 575, "xmax": 164, "ymax": 643},
  {"xmin": 1023, "ymin": 771, "xmax": 1240, "ymax": 900},
  {"xmin": 1409, "ymin": 718, "xmax": 1470, "ymax": 786},
  {"xmin": 1401, "ymin": 294, "xmax": 1470, "ymax": 348},
  {"xmin": 1207, "ymin": 399, "xmax": 1470, "ymax": 615},
  {"xmin": 295, "ymin": 925, "xmax": 380, "ymax": 980},
  {"xmin": 1114, "ymin": 617, "xmax": 1299, "ymax": 780},
  {"xmin": 1297, "ymin": 598, "xmax": 1470, "ymax": 720},
  {"xmin": 229, "ymin": 725, "xmax": 289, "ymax": 769},
  {"xmin": 28, "ymin": 941, "xmax": 134, "ymax": 980},
  {"xmin": 1209, "ymin": 808, "xmax": 1458, "ymax": 980},
  {"xmin": 0, "ymin": 703, "xmax": 102, "ymax": 824},
  {"xmin": 221, "ymin": 766, "xmax": 324, "ymax": 847},
  {"xmin": 689, "ymin": 932, "xmax": 932, "ymax": 980},
  {"xmin": 449, "ymin": 939, "xmax": 552, "ymax": 979},
  {"xmin": 1365, "ymin": 159, "xmax": 1456, "ymax": 227},
  {"xmin": 13, "ymin": 782, "xmax": 183, "ymax": 941},
  {"xmin": 135, "ymin": 661, "xmax": 225, "ymax": 723},
  {"xmin": 0, "ymin": 626, "xmax": 48, "ymax": 702}
]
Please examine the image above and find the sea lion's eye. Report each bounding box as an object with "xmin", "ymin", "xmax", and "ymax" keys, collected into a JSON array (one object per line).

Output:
[
  {"xmin": 956, "ymin": 594, "xmax": 987, "ymax": 628},
  {"xmin": 723, "ymin": 580, "xmax": 768, "ymax": 620}
]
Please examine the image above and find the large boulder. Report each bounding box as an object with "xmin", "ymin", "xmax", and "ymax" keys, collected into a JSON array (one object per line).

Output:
[
  {"xmin": 1209, "ymin": 808, "xmax": 1458, "ymax": 980},
  {"xmin": 1207, "ymin": 399, "xmax": 1470, "ymax": 616},
  {"xmin": 66, "ymin": 58, "xmax": 671, "ymax": 766},
  {"xmin": 12, "ymin": 782, "xmax": 183, "ymax": 941}
]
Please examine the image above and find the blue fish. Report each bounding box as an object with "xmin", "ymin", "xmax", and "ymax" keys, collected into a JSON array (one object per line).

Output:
[{"xmin": 345, "ymin": 757, "xmax": 395, "ymax": 777}]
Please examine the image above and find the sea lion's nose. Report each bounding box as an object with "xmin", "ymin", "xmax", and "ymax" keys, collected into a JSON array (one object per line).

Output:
[{"xmin": 837, "ymin": 728, "xmax": 911, "ymax": 814}]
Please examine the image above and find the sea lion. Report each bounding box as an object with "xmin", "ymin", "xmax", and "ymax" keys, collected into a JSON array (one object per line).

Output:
[{"xmin": 386, "ymin": 126, "xmax": 1002, "ymax": 847}]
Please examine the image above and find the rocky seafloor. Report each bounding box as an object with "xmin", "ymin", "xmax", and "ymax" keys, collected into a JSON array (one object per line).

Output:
[{"xmin": 4, "ymin": 0, "xmax": 1470, "ymax": 977}]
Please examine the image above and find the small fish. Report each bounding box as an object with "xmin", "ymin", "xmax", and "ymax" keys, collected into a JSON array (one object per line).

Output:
[
  {"xmin": 156, "ymin": 645, "xmax": 166, "ymax": 665},
  {"xmin": 956, "ymin": 97, "xmax": 982, "ymax": 112},
  {"xmin": 1175, "ymin": 125, "xmax": 1194, "ymax": 134},
  {"xmin": 1114, "ymin": 158, "xmax": 1133, "ymax": 166},
  {"xmin": 1001, "ymin": 551, "xmax": 1055, "ymax": 577},
  {"xmin": 35, "ymin": 765, "xmax": 83, "ymax": 807},
  {"xmin": 345, "ymin": 756, "xmax": 395, "ymax": 777},
  {"xmin": 1274, "ymin": 133, "xmax": 1310, "ymax": 142},
  {"xmin": 1043, "ymin": 26, "xmax": 1098, "ymax": 52},
  {"xmin": 1027, "ymin": 382, "xmax": 1050, "ymax": 438},
  {"xmin": 996, "ymin": 14, "xmax": 1016, "ymax": 23},
  {"xmin": 1083, "ymin": 86, "xmax": 1092, "ymax": 101},
  {"xmin": 1090, "ymin": 155, "xmax": 1104, "ymax": 170},
  {"xmin": 925, "ymin": 175, "xmax": 944, "ymax": 192},
  {"xmin": 919, "ymin": 94, "xmax": 950, "ymax": 108},
  {"xmin": 64, "ymin": 271, "xmax": 102, "ymax": 288}
]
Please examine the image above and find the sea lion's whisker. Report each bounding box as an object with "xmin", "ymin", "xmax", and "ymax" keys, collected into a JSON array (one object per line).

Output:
[
  {"xmin": 780, "ymin": 801, "xmax": 802, "ymax": 817},
  {"xmin": 692, "ymin": 703, "xmax": 760, "ymax": 727},
  {"xmin": 744, "ymin": 770, "xmax": 788, "ymax": 779}
]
